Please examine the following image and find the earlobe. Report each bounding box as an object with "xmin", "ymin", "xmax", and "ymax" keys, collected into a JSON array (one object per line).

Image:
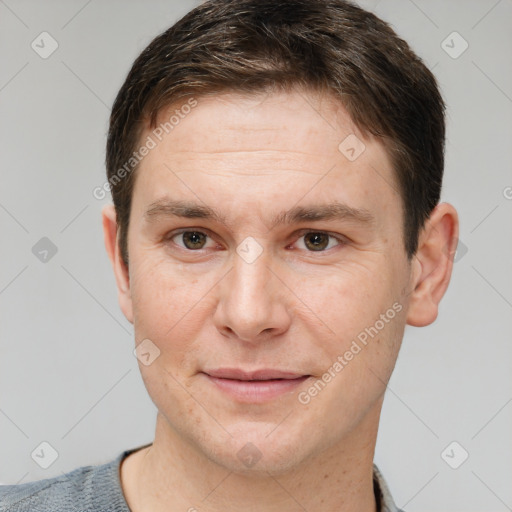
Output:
[
  {"xmin": 101, "ymin": 204, "xmax": 134, "ymax": 324},
  {"xmin": 406, "ymin": 202, "xmax": 459, "ymax": 327}
]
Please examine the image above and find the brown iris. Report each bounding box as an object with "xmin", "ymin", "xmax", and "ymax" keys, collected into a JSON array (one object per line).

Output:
[
  {"xmin": 303, "ymin": 232, "xmax": 330, "ymax": 251},
  {"xmin": 182, "ymin": 231, "xmax": 207, "ymax": 250}
]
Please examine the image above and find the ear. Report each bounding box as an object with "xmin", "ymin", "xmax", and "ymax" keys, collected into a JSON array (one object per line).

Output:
[
  {"xmin": 102, "ymin": 204, "xmax": 133, "ymax": 324},
  {"xmin": 406, "ymin": 202, "xmax": 459, "ymax": 327}
]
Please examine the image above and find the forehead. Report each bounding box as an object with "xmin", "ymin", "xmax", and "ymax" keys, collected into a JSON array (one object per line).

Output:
[
  {"xmin": 131, "ymin": 90, "xmax": 400, "ymax": 226},
  {"xmin": 151, "ymin": 89, "xmax": 367, "ymax": 159}
]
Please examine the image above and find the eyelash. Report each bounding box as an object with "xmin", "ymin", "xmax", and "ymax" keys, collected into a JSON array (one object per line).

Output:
[{"xmin": 166, "ymin": 228, "xmax": 347, "ymax": 253}]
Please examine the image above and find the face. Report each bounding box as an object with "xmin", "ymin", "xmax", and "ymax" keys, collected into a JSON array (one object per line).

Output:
[{"xmin": 114, "ymin": 90, "xmax": 418, "ymax": 473}]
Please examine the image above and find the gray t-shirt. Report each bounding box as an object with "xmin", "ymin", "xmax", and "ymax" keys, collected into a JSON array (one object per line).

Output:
[{"xmin": 0, "ymin": 444, "xmax": 404, "ymax": 511}]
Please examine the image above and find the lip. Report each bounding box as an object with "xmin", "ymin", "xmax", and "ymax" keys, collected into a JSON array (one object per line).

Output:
[
  {"xmin": 202, "ymin": 368, "xmax": 311, "ymax": 402},
  {"xmin": 205, "ymin": 368, "xmax": 306, "ymax": 380}
]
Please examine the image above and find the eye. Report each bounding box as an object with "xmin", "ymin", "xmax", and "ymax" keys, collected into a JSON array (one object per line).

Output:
[
  {"xmin": 169, "ymin": 230, "xmax": 216, "ymax": 251},
  {"xmin": 167, "ymin": 229, "xmax": 345, "ymax": 253},
  {"xmin": 293, "ymin": 231, "xmax": 343, "ymax": 252}
]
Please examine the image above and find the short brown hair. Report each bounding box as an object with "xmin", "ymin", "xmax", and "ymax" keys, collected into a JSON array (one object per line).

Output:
[{"xmin": 106, "ymin": 0, "xmax": 445, "ymax": 267}]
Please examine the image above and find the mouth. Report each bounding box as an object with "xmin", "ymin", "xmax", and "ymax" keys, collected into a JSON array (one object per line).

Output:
[{"xmin": 201, "ymin": 368, "xmax": 311, "ymax": 402}]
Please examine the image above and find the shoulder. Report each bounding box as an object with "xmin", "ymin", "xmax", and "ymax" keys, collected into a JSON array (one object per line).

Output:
[{"xmin": 0, "ymin": 450, "xmax": 130, "ymax": 512}]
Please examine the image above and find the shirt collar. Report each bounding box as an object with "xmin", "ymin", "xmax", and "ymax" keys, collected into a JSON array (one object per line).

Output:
[{"xmin": 373, "ymin": 464, "xmax": 404, "ymax": 512}]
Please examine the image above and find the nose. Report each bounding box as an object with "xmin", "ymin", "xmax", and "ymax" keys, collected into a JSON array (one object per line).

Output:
[{"xmin": 213, "ymin": 250, "xmax": 292, "ymax": 343}]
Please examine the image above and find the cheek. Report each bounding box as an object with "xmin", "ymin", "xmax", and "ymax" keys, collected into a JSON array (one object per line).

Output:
[
  {"xmin": 129, "ymin": 255, "xmax": 210, "ymax": 357},
  {"xmin": 295, "ymin": 263, "xmax": 387, "ymax": 332},
  {"xmin": 296, "ymin": 260, "xmax": 405, "ymax": 372}
]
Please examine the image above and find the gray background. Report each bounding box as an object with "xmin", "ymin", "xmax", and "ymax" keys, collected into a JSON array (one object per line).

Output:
[{"xmin": 1, "ymin": 0, "xmax": 511, "ymax": 510}]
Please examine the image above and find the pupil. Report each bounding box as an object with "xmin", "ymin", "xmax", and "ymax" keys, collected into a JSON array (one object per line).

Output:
[
  {"xmin": 306, "ymin": 233, "xmax": 328, "ymax": 251},
  {"xmin": 184, "ymin": 231, "xmax": 205, "ymax": 249}
]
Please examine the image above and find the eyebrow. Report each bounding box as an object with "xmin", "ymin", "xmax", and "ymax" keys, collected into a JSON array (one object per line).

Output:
[{"xmin": 144, "ymin": 198, "xmax": 375, "ymax": 230}]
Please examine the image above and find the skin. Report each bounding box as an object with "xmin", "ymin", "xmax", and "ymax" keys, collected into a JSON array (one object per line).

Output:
[{"xmin": 102, "ymin": 89, "xmax": 458, "ymax": 512}]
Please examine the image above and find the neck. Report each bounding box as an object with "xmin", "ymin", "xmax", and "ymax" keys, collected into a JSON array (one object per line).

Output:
[{"xmin": 122, "ymin": 404, "xmax": 382, "ymax": 512}]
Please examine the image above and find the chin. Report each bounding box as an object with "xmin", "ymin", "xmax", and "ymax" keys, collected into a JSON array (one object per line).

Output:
[{"xmin": 201, "ymin": 423, "xmax": 313, "ymax": 476}]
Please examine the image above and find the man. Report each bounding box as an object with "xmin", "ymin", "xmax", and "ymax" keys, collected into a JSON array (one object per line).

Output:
[{"xmin": 1, "ymin": 0, "xmax": 458, "ymax": 510}]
